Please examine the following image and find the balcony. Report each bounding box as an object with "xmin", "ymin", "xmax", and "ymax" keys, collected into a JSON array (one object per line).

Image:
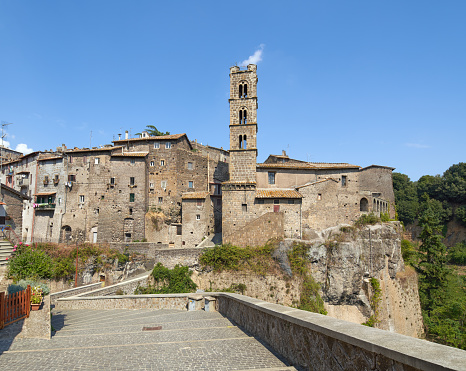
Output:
[
  {"xmin": 34, "ymin": 203, "xmax": 56, "ymax": 211},
  {"xmin": 18, "ymin": 178, "xmax": 29, "ymax": 187}
]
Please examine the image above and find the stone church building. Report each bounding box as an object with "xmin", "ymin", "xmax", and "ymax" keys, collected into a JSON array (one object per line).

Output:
[{"xmin": 221, "ymin": 64, "xmax": 395, "ymax": 247}]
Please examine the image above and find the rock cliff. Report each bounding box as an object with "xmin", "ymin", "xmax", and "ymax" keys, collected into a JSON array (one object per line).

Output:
[{"xmin": 193, "ymin": 222, "xmax": 424, "ymax": 338}]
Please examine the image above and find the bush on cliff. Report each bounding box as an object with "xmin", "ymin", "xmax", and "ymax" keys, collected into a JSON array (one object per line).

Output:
[{"xmin": 135, "ymin": 263, "xmax": 197, "ymax": 294}]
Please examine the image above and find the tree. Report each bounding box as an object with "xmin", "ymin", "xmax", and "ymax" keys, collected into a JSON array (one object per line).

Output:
[
  {"xmin": 392, "ymin": 172, "xmax": 419, "ymax": 224},
  {"xmin": 417, "ymin": 206, "xmax": 449, "ymax": 315},
  {"xmin": 136, "ymin": 125, "xmax": 170, "ymax": 137},
  {"xmin": 440, "ymin": 163, "xmax": 466, "ymax": 203}
]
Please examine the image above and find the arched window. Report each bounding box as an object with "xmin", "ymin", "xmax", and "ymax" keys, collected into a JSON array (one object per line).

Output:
[
  {"xmin": 360, "ymin": 198, "xmax": 368, "ymax": 212},
  {"xmin": 243, "ymin": 135, "xmax": 247, "ymax": 149},
  {"xmin": 239, "ymin": 135, "xmax": 243, "ymax": 149},
  {"xmin": 238, "ymin": 109, "xmax": 247, "ymax": 124},
  {"xmin": 239, "ymin": 82, "xmax": 248, "ymax": 98}
]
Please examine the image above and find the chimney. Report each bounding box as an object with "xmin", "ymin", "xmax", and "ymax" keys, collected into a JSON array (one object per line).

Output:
[
  {"xmin": 282, "ymin": 150, "xmax": 287, "ymax": 156},
  {"xmin": 125, "ymin": 131, "xmax": 128, "ymax": 140},
  {"xmin": 118, "ymin": 133, "xmax": 121, "ymax": 140}
]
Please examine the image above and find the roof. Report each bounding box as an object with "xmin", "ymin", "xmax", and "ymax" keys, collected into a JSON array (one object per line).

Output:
[
  {"xmin": 257, "ymin": 162, "xmax": 360, "ymax": 170},
  {"xmin": 0, "ymin": 184, "xmax": 31, "ymax": 200},
  {"xmin": 112, "ymin": 133, "xmax": 187, "ymax": 143},
  {"xmin": 181, "ymin": 191, "xmax": 210, "ymax": 200},
  {"xmin": 295, "ymin": 178, "xmax": 339, "ymax": 189},
  {"xmin": 38, "ymin": 156, "xmax": 63, "ymax": 162},
  {"xmin": 111, "ymin": 152, "xmax": 149, "ymax": 157},
  {"xmin": 255, "ymin": 189, "xmax": 303, "ymax": 199},
  {"xmin": 34, "ymin": 192, "xmax": 57, "ymax": 196},
  {"xmin": 360, "ymin": 165, "xmax": 396, "ymax": 171},
  {"xmin": 0, "ymin": 202, "xmax": 5, "ymax": 205},
  {"xmin": 66, "ymin": 146, "xmax": 122, "ymax": 154}
]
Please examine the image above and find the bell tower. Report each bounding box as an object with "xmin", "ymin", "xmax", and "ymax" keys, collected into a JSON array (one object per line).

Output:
[
  {"xmin": 222, "ymin": 64, "xmax": 258, "ymax": 243},
  {"xmin": 228, "ymin": 64, "xmax": 258, "ymax": 183}
]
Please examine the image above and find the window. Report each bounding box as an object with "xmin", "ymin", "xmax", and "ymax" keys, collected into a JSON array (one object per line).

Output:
[
  {"xmin": 150, "ymin": 161, "xmax": 155, "ymax": 166},
  {"xmin": 161, "ymin": 181, "xmax": 167, "ymax": 189},
  {"xmin": 239, "ymin": 109, "xmax": 247, "ymax": 124},
  {"xmin": 158, "ymin": 197, "xmax": 163, "ymax": 203},
  {"xmin": 268, "ymin": 172, "xmax": 276, "ymax": 185},
  {"xmin": 95, "ymin": 157, "xmax": 100, "ymax": 164},
  {"xmin": 150, "ymin": 182, "xmax": 154, "ymax": 188},
  {"xmin": 129, "ymin": 208, "xmax": 133, "ymax": 215},
  {"xmin": 129, "ymin": 193, "xmax": 135, "ymax": 202},
  {"xmin": 274, "ymin": 199, "xmax": 280, "ymax": 204},
  {"xmin": 360, "ymin": 198, "xmax": 369, "ymax": 212},
  {"xmin": 154, "ymin": 142, "xmax": 160, "ymax": 149},
  {"xmin": 44, "ymin": 175, "xmax": 49, "ymax": 184},
  {"xmin": 242, "ymin": 203, "xmax": 247, "ymax": 212},
  {"xmin": 196, "ymin": 214, "xmax": 200, "ymax": 221},
  {"xmin": 95, "ymin": 208, "xmax": 99, "ymax": 215},
  {"xmin": 110, "ymin": 177, "xmax": 115, "ymax": 185},
  {"xmin": 68, "ymin": 174, "xmax": 76, "ymax": 182},
  {"xmin": 165, "ymin": 142, "xmax": 171, "ymax": 149},
  {"xmin": 239, "ymin": 82, "xmax": 248, "ymax": 98},
  {"xmin": 288, "ymin": 199, "xmax": 295, "ymax": 204},
  {"xmin": 342, "ymin": 175, "xmax": 347, "ymax": 187},
  {"xmin": 188, "ymin": 181, "xmax": 193, "ymax": 189},
  {"xmin": 69, "ymin": 156, "xmax": 73, "ymax": 163},
  {"xmin": 176, "ymin": 225, "xmax": 182, "ymax": 235},
  {"xmin": 79, "ymin": 195, "xmax": 85, "ymax": 203},
  {"xmin": 160, "ymin": 160, "xmax": 165, "ymax": 166},
  {"xmin": 317, "ymin": 194, "xmax": 322, "ymax": 201},
  {"xmin": 130, "ymin": 159, "xmax": 135, "ymax": 164},
  {"xmin": 130, "ymin": 177, "xmax": 135, "ymax": 186},
  {"xmin": 196, "ymin": 200, "xmax": 202, "ymax": 207},
  {"xmin": 258, "ymin": 199, "xmax": 265, "ymax": 204},
  {"xmin": 187, "ymin": 162, "xmax": 193, "ymax": 170}
]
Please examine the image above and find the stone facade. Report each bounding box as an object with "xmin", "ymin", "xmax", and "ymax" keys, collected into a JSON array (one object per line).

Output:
[
  {"xmin": 222, "ymin": 64, "xmax": 397, "ymax": 245},
  {"xmin": 0, "ymin": 184, "xmax": 29, "ymax": 238}
]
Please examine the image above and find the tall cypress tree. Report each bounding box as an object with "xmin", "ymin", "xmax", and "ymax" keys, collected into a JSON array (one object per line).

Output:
[{"xmin": 417, "ymin": 206, "xmax": 449, "ymax": 315}]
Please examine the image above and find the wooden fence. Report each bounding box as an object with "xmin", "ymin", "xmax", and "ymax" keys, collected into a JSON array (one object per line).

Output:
[{"xmin": 0, "ymin": 285, "xmax": 31, "ymax": 329}]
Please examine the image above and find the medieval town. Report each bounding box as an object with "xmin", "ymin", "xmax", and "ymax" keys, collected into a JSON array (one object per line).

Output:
[{"xmin": 0, "ymin": 64, "xmax": 395, "ymax": 250}]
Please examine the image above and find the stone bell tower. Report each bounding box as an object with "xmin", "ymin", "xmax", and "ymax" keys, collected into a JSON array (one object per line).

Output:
[
  {"xmin": 222, "ymin": 64, "xmax": 258, "ymax": 242},
  {"xmin": 228, "ymin": 64, "xmax": 258, "ymax": 183}
]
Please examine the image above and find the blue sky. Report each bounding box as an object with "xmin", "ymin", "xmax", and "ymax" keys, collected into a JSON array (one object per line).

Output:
[{"xmin": 0, "ymin": 1, "xmax": 465, "ymax": 181}]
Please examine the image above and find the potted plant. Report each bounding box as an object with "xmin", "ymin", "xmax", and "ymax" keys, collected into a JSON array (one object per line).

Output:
[{"xmin": 31, "ymin": 286, "xmax": 43, "ymax": 310}]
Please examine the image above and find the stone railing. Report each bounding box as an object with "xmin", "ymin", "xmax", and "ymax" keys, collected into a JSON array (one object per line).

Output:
[
  {"xmin": 50, "ymin": 282, "xmax": 103, "ymax": 305},
  {"xmin": 53, "ymin": 291, "xmax": 465, "ymax": 370},
  {"xmin": 216, "ymin": 293, "xmax": 465, "ymax": 371},
  {"xmin": 76, "ymin": 274, "xmax": 149, "ymax": 297}
]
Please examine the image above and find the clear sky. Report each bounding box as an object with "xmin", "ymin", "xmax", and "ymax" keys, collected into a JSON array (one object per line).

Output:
[{"xmin": 0, "ymin": 1, "xmax": 465, "ymax": 181}]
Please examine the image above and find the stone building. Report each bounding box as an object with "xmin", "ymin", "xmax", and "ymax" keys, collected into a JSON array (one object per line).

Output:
[
  {"xmin": 0, "ymin": 184, "xmax": 30, "ymax": 238},
  {"xmin": 222, "ymin": 64, "xmax": 396, "ymax": 247}
]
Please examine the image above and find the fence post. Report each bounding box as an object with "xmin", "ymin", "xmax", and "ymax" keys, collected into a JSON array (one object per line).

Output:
[
  {"xmin": 0, "ymin": 292, "xmax": 4, "ymax": 329},
  {"xmin": 26, "ymin": 285, "xmax": 31, "ymax": 317}
]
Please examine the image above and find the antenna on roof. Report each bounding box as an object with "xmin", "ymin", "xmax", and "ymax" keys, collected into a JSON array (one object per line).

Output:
[{"xmin": 1, "ymin": 121, "xmax": 13, "ymax": 172}]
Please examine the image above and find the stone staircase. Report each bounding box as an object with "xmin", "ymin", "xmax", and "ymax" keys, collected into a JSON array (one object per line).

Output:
[{"xmin": 0, "ymin": 239, "xmax": 15, "ymax": 265}]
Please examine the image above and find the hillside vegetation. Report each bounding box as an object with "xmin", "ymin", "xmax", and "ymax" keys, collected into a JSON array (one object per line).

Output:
[{"xmin": 393, "ymin": 162, "xmax": 466, "ymax": 349}]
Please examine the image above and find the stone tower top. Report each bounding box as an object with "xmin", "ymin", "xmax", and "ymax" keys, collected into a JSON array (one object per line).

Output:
[{"xmin": 228, "ymin": 64, "xmax": 258, "ymax": 184}]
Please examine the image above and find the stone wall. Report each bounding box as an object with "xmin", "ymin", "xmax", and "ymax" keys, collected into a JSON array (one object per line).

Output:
[
  {"xmin": 181, "ymin": 198, "xmax": 213, "ymax": 248},
  {"xmin": 78, "ymin": 274, "xmax": 149, "ymax": 296},
  {"xmin": 216, "ymin": 293, "xmax": 465, "ymax": 371},
  {"xmin": 359, "ymin": 166, "xmax": 396, "ymax": 219},
  {"xmin": 50, "ymin": 282, "xmax": 103, "ymax": 305},
  {"xmin": 223, "ymin": 212, "xmax": 284, "ymax": 247},
  {"xmin": 1, "ymin": 186, "xmax": 25, "ymax": 238},
  {"xmin": 153, "ymin": 247, "xmax": 204, "ymax": 269},
  {"xmin": 55, "ymin": 294, "xmax": 189, "ymax": 310}
]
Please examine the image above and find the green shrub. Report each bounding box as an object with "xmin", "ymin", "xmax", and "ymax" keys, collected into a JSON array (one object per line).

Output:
[
  {"xmin": 354, "ymin": 213, "xmax": 380, "ymax": 226},
  {"xmin": 7, "ymin": 279, "xmax": 50, "ymax": 295},
  {"xmin": 8, "ymin": 244, "xmax": 53, "ymax": 280},
  {"xmin": 401, "ymin": 239, "xmax": 418, "ymax": 266},
  {"xmin": 448, "ymin": 242, "xmax": 466, "ymax": 265},
  {"xmin": 135, "ymin": 263, "xmax": 197, "ymax": 294},
  {"xmin": 362, "ymin": 277, "xmax": 382, "ymax": 327}
]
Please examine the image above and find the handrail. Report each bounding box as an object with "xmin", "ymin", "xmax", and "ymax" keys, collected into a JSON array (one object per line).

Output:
[{"xmin": 1, "ymin": 226, "xmax": 22, "ymax": 246}]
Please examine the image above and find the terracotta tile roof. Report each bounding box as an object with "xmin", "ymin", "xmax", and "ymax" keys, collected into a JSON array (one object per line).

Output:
[
  {"xmin": 0, "ymin": 202, "xmax": 5, "ymax": 205},
  {"xmin": 38, "ymin": 156, "xmax": 63, "ymax": 162},
  {"xmin": 111, "ymin": 152, "xmax": 149, "ymax": 157},
  {"xmin": 257, "ymin": 162, "xmax": 360, "ymax": 170},
  {"xmin": 181, "ymin": 191, "xmax": 210, "ymax": 200},
  {"xmin": 66, "ymin": 146, "xmax": 122, "ymax": 154},
  {"xmin": 112, "ymin": 133, "xmax": 186, "ymax": 143},
  {"xmin": 360, "ymin": 165, "xmax": 395, "ymax": 171},
  {"xmin": 296, "ymin": 178, "xmax": 339, "ymax": 189},
  {"xmin": 34, "ymin": 192, "xmax": 57, "ymax": 196},
  {"xmin": 255, "ymin": 189, "xmax": 303, "ymax": 199},
  {"xmin": 222, "ymin": 180, "xmax": 256, "ymax": 184}
]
